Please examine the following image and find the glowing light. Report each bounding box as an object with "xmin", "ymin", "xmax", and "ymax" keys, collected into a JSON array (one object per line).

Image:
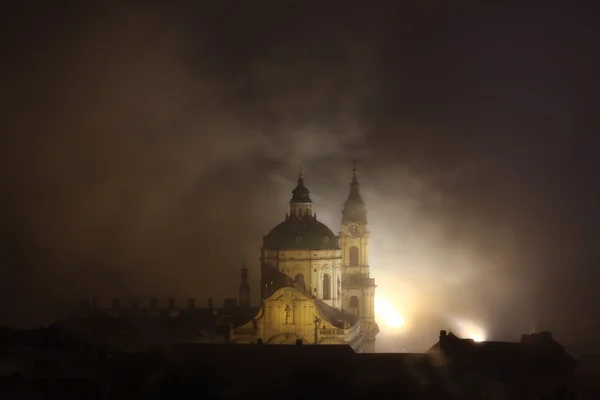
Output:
[
  {"xmin": 466, "ymin": 330, "xmax": 486, "ymax": 343},
  {"xmin": 375, "ymin": 296, "xmax": 405, "ymax": 329},
  {"xmin": 451, "ymin": 317, "xmax": 486, "ymax": 342}
]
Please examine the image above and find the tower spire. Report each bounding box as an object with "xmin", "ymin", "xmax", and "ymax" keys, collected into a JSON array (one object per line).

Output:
[
  {"xmin": 239, "ymin": 257, "xmax": 251, "ymax": 307},
  {"xmin": 342, "ymin": 162, "xmax": 366, "ymax": 224},
  {"xmin": 346, "ymin": 162, "xmax": 364, "ymax": 205},
  {"xmin": 352, "ymin": 160, "xmax": 359, "ymax": 185}
]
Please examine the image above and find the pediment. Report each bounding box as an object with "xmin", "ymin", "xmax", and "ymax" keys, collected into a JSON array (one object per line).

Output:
[{"xmin": 265, "ymin": 286, "xmax": 314, "ymax": 302}]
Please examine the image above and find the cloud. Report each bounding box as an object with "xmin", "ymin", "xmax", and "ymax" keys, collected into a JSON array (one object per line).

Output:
[{"xmin": 1, "ymin": 2, "xmax": 593, "ymax": 354}]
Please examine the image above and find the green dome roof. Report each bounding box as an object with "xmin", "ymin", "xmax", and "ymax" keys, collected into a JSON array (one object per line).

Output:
[{"xmin": 263, "ymin": 217, "xmax": 340, "ymax": 250}]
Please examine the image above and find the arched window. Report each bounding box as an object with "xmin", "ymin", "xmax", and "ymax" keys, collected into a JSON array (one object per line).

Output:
[
  {"xmin": 323, "ymin": 274, "xmax": 331, "ymax": 300},
  {"xmin": 295, "ymin": 274, "xmax": 305, "ymax": 291},
  {"xmin": 349, "ymin": 296, "xmax": 359, "ymax": 317},
  {"xmin": 349, "ymin": 246, "xmax": 359, "ymax": 266}
]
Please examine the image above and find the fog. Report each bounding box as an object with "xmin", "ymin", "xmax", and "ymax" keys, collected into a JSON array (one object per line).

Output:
[{"xmin": 1, "ymin": 2, "xmax": 597, "ymax": 353}]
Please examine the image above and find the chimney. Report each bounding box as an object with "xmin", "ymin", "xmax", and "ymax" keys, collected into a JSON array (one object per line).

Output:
[
  {"xmin": 439, "ymin": 330, "xmax": 448, "ymax": 351},
  {"xmin": 224, "ymin": 298, "xmax": 237, "ymax": 310},
  {"xmin": 78, "ymin": 299, "xmax": 90, "ymax": 311}
]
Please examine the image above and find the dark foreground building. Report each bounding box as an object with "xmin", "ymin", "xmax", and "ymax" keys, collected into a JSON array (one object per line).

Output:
[
  {"xmin": 428, "ymin": 330, "xmax": 578, "ymax": 399},
  {"xmin": 1, "ymin": 325, "xmax": 585, "ymax": 399}
]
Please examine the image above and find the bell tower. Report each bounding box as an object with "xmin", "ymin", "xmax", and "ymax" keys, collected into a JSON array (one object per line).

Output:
[
  {"xmin": 340, "ymin": 164, "xmax": 379, "ymax": 353},
  {"xmin": 341, "ymin": 164, "xmax": 369, "ymax": 271}
]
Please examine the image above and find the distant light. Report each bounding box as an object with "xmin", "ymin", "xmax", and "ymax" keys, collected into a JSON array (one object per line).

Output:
[
  {"xmin": 471, "ymin": 333, "xmax": 485, "ymax": 343},
  {"xmin": 451, "ymin": 317, "xmax": 486, "ymax": 342}
]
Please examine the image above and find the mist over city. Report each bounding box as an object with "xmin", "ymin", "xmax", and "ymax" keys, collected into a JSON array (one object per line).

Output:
[{"xmin": 1, "ymin": 1, "xmax": 597, "ymax": 360}]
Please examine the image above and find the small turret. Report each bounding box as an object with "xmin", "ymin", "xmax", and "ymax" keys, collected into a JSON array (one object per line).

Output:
[{"xmin": 289, "ymin": 166, "xmax": 313, "ymax": 219}]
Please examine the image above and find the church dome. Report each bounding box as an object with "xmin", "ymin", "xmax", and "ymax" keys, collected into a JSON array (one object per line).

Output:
[{"xmin": 263, "ymin": 217, "xmax": 340, "ymax": 250}]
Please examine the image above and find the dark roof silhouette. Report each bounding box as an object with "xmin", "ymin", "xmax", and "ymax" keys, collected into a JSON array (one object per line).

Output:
[
  {"xmin": 429, "ymin": 330, "xmax": 576, "ymax": 389},
  {"xmin": 0, "ymin": 326, "xmax": 579, "ymax": 399},
  {"xmin": 315, "ymin": 299, "xmax": 357, "ymax": 328}
]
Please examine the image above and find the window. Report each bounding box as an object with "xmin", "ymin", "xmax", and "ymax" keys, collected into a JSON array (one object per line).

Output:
[
  {"xmin": 349, "ymin": 246, "xmax": 359, "ymax": 266},
  {"xmin": 349, "ymin": 296, "xmax": 359, "ymax": 316},
  {"xmin": 295, "ymin": 274, "xmax": 305, "ymax": 291},
  {"xmin": 323, "ymin": 274, "xmax": 331, "ymax": 300}
]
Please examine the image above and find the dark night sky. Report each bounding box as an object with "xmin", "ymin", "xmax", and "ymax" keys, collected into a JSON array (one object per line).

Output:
[{"xmin": 0, "ymin": 1, "xmax": 597, "ymax": 353}]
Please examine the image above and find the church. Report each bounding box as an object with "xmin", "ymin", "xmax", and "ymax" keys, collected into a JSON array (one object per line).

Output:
[
  {"xmin": 64, "ymin": 167, "xmax": 379, "ymax": 353},
  {"xmin": 233, "ymin": 167, "xmax": 380, "ymax": 352}
]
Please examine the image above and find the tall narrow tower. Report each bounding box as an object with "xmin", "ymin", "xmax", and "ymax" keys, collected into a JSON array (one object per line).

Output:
[
  {"xmin": 340, "ymin": 164, "xmax": 379, "ymax": 353},
  {"xmin": 239, "ymin": 259, "xmax": 251, "ymax": 307}
]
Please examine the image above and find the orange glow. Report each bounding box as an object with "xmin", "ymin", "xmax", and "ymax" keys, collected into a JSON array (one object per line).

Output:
[
  {"xmin": 375, "ymin": 296, "xmax": 405, "ymax": 329},
  {"xmin": 452, "ymin": 317, "xmax": 486, "ymax": 342}
]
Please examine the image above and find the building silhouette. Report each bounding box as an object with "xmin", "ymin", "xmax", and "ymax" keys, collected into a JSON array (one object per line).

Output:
[
  {"xmin": 428, "ymin": 330, "xmax": 577, "ymax": 398},
  {"xmin": 0, "ymin": 326, "xmax": 581, "ymax": 399}
]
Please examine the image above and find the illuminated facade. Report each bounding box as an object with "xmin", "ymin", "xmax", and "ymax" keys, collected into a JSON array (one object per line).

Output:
[{"xmin": 234, "ymin": 168, "xmax": 379, "ymax": 352}]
